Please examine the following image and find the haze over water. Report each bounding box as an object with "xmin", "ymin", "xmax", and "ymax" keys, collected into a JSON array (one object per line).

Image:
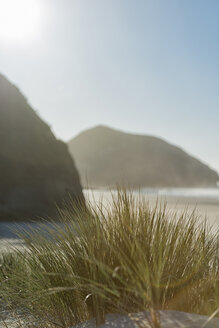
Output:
[
  {"xmin": 0, "ymin": 188, "xmax": 218, "ymax": 241},
  {"xmin": 84, "ymin": 188, "xmax": 219, "ymax": 232}
]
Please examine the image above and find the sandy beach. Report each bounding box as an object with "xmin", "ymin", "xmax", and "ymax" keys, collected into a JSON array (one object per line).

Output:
[
  {"xmin": 1, "ymin": 190, "xmax": 219, "ymax": 327},
  {"xmin": 73, "ymin": 311, "xmax": 219, "ymax": 328},
  {"xmin": 1, "ymin": 310, "xmax": 219, "ymax": 328},
  {"xmin": 1, "ymin": 189, "xmax": 218, "ymax": 251},
  {"xmin": 84, "ymin": 189, "xmax": 219, "ymax": 233}
]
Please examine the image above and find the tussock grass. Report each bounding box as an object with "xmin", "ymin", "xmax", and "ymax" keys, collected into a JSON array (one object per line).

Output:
[{"xmin": 0, "ymin": 190, "xmax": 218, "ymax": 327}]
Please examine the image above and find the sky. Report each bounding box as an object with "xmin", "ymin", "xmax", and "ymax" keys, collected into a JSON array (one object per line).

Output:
[{"xmin": 0, "ymin": 0, "xmax": 219, "ymax": 172}]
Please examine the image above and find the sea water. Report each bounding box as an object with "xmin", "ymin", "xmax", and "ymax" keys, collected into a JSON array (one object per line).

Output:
[
  {"xmin": 141, "ymin": 187, "xmax": 219, "ymax": 200},
  {"xmin": 0, "ymin": 188, "xmax": 219, "ymax": 239}
]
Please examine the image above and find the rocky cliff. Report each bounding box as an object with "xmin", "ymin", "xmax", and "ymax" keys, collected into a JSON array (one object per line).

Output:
[
  {"xmin": 68, "ymin": 125, "xmax": 219, "ymax": 188},
  {"xmin": 0, "ymin": 74, "xmax": 84, "ymax": 220}
]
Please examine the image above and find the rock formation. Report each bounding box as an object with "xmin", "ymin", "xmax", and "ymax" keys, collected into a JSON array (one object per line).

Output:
[
  {"xmin": 68, "ymin": 125, "xmax": 219, "ymax": 188},
  {"xmin": 0, "ymin": 74, "xmax": 84, "ymax": 220}
]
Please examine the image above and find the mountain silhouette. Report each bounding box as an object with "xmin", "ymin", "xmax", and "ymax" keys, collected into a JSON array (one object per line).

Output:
[
  {"xmin": 68, "ymin": 125, "xmax": 219, "ymax": 188},
  {"xmin": 0, "ymin": 74, "xmax": 84, "ymax": 220}
]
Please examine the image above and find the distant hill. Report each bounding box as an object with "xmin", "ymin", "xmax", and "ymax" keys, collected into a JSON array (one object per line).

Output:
[
  {"xmin": 68, "ymin": 125, "xmax": 219, "ymax": 188},
  {"xmin": 0, "ymin": 74, "xmax": 84, "ymax": 220}
]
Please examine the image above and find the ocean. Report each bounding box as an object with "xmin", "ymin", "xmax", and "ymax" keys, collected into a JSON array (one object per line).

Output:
[{"xmin": 0, "ymin": 188, "xmax": 219, "ymax": 240}]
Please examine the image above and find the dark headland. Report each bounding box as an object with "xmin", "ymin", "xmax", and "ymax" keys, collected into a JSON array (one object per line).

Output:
[{"xmin": 0, "ymin": 74, "xmax": 84, "ymax": 221}]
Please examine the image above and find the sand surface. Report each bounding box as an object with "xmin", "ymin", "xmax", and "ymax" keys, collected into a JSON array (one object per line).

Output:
[
  {"xmin": 84, "ymin": 190, "xmax": 219, "ymax": 232},
  {"xmin": 0, "ymin": 191, "xmax": 219, "ymax": 327},
  {"xmin": 0, "ymin": 190, "xmax": 218, "ymax": 252},
  {"xmin": 73, "ymin": 311, "xmax": 219, "ymax": 328},
  {"xmin": 1, "ymin": 310, "xmax": 218, "ymax": 328}
]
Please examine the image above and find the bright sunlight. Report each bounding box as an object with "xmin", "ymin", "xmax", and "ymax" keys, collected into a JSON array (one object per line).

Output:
[{"xmin": 0, "ymin": 0, "xmax": 41, "ymax": 44}]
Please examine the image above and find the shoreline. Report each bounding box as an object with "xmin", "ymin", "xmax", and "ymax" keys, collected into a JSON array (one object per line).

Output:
[
  {"xmin": 0, "ymin": 190, "xmax": 218, "ymax": 250},
  {"xmin": 84, "ymin": 189, "xmax": 219, "ymax": 232}
]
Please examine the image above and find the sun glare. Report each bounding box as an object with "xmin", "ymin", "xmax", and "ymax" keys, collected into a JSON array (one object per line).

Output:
[{"xmin": 0, "ymin": 0, "xmax": 41, "ymax": 43}]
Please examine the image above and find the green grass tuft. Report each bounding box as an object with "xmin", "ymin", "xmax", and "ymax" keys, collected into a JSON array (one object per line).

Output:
[{"xmin": 0, "ymin": 190, "xmax": 218, "ymax": 327}]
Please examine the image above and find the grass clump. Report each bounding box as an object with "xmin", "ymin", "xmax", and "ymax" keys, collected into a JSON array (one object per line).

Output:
[{"xmin": 0, "ymin": 190, "xmax": 218, "ymax": 327}]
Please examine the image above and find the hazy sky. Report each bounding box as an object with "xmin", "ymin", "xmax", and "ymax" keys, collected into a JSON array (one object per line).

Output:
[{"xmin": 0, "ymin": 0, "xmax": 219, "ymax": 172}]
